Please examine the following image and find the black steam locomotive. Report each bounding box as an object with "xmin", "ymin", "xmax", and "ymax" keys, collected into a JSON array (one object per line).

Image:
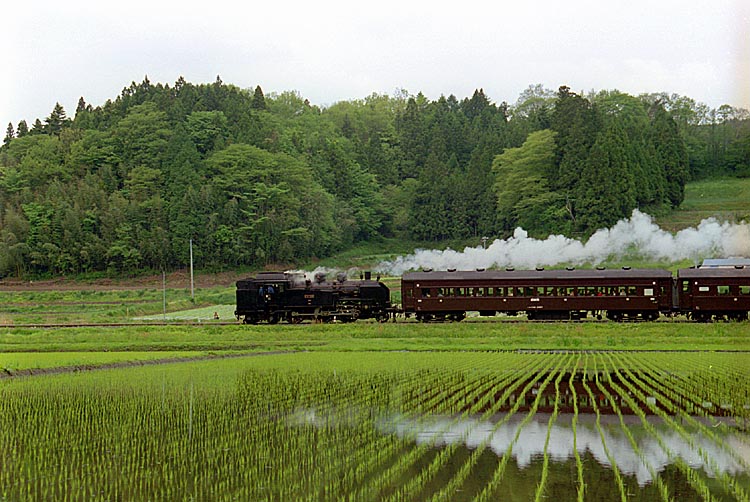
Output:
[{"xmin": 235, "ymin": 271, "xmax": 391, "ymax": 324}]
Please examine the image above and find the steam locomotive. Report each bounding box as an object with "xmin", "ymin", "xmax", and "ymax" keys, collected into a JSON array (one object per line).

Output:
[
  {"xmin": 235, "ymin": 271, "xmax": 391, "ymax": 324},
  {"xmin": 235, "ymin": 265, "xmax": 750, "ymax": 323}
]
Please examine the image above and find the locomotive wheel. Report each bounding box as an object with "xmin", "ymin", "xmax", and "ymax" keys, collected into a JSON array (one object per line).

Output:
[
  {"xmin": 268, "ymin": 314, "xmax": 280, "ymax": 324},
  {"xmin": 243, "ymin": 316, "xmax": 259, "ymax": 325},
  {"xmin": 290, "ymin": 315, "xmax": 303, "ymax": 324}
]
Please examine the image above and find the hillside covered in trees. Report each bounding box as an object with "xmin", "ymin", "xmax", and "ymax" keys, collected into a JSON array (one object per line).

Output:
[{"xmin": 1, "ymin": 77, "xmax": 749, "ymax": 277}]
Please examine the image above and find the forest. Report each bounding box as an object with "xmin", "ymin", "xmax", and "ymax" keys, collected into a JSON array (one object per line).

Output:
[{"xmin": 1, "ymin": 77, "xmax": 749, "ymax": 277}]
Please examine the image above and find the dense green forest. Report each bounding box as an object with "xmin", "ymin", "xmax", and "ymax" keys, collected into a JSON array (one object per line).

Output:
[{"xmin": 1, "ymin": 77, "xmax": 749, "ymax": 277}]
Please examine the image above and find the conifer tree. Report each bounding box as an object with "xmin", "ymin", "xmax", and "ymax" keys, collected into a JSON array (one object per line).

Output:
[
  {"xmin": 576, "ymin": 123, "xmax": 636, "ymax": 231},
  {"xmin": 76, "ymin": 97, "xmax": 87, "ymax": 114},
  {"xmin": 3, "ymin": 122, "xmax": 14, "ymax": 148},
  {"xmin": 30, "ymin": 118, "xmax": 44, "ymax": 135},
  {"xmin": 251, "ymin": 85, "xmax": 267, "ymax": 110},
  {"xmin": 16, "ymin": 120, "xmax": 28, "ymax": 138},
  {"xmin": 45, "ymin": 102, "xmax": 68, "ymax": 135},
  {"xmin": 650, "ymin": 105, "xmax": 688, "ymax": 207},
  {"xmin": 550, "ymin": 86, "xmax": 601, "ymax": 191}
]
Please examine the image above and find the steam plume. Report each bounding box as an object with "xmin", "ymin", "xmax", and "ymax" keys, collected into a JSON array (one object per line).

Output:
[{"xmin": 377, "ymin": 210, "xmax": 750, "ymax": 275}]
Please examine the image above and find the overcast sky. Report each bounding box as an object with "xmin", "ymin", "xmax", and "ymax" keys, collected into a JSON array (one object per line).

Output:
[{"xmin": 4, "ymin": 0, "xmax": 749, "ymax": 129}]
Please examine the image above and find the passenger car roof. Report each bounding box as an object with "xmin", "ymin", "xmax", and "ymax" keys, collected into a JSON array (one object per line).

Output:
[
  {"xmin": 402, "ymin": 269, "xmax": 673, "ymax": 281},
  {"xmin": 678, "ymin": 267, "xmax": 750, "ymax": 279}
]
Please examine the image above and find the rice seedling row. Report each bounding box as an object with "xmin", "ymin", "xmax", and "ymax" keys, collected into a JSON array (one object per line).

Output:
[
  {"xmin": 582, "ymin": 355, "xmax": 628, "ymax": 502},
  {"xmin": 422, "ymin": 354, "xmax": 556, "ymax": 501},
  {"xmin": 605, "ymin": 353, "xmax": 749, "ymax": 501},
  {"xmin": 600, "ymin": 353, "xmax": 738, "ymax": 501},
  {"xmin": 568, "ymin": 356, "xmax": 586, "ymax": 502},
  {"xmin": 618, "ymin": 352, "xmax": 750, "ymax": 473},
  {"xmin": 473, "ymin": 353, "xmax": 570, "ymax": 502},
  {"xmin": 0, "ymin": 351, "xmax": 748, "ymax": 501},
  {"xmin": 595, "ymin": 355, "xmax": 673, "ymax": 501}
]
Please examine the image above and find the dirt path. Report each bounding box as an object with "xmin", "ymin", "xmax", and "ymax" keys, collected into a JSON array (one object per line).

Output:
[
  {"xmin": 0, "ymin": 270, "xmax": 246, "ymax": 292},
  {"xmin": 0, "ymin": 351, "xmax": 293, "ymax": 379}
]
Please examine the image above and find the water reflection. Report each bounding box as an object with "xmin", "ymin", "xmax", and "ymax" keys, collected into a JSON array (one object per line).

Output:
[{"xmin": 378, "ymin": 412, "xmax": 749, "ymax": 486}]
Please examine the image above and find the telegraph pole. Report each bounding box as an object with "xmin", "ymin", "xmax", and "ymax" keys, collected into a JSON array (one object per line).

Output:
[
  {"xmin": 162, "ymin": 270, "xmax": 166, "ymax": 322},
  {"xmin": 189, "ymin": 239, "xmax": 194, "ymax": 301}
]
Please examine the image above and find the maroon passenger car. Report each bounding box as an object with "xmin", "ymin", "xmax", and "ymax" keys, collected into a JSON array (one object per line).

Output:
[
  {"xmin": 401, "ymin": 268, "xmax": 674, "ymax": 321},
  {"xmin": 677, "ymin": 267, "xmax": 750, "ymax": 321}
]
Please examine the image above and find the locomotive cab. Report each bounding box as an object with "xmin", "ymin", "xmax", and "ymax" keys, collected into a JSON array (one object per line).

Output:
[{"xmin": 235, "ymin": 272, "xmax": 290, "ymax": 324}]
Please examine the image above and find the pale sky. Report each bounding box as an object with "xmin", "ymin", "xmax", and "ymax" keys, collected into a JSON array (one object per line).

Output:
[{"xmin": 4, "ymin": 0, "xmax": 749, "ymax": 129}]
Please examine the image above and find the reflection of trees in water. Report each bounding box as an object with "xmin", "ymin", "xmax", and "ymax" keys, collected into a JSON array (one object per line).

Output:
[
  {"xmin": 451, "ymin": 374, "xmax": 739, "ymax": 418},
  {"xmin": 380, "ymin": 412, "xmax": 749, "ymax": 487}
]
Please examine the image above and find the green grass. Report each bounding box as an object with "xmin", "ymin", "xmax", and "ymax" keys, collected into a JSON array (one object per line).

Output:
[
  {"xmin": 1, "ymin": 322, "xmax": 748, "ymax": 359},
  {"xmin": 0, "ymin": 350, "xmax": 747, "ymax": 500},
  {"xmin": 656, "ymin": 177, "xmax": 750, "ymax": 231},
  {"xmin": 0, "ymin": 286, "xmax": 235, "ymax": 325}
]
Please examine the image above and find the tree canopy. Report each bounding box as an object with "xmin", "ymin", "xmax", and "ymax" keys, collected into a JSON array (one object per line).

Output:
[{"xmin": 0, "ymin": 77, "xmax": 747, "ymax": 277}]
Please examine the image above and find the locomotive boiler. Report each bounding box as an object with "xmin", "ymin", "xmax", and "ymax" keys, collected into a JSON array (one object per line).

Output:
[{"xmin": 235, "ymin": 271, "xmax": 391, "ymax": 324}]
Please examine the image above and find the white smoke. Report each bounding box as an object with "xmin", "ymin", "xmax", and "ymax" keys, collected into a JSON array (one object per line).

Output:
[{"xmin": 377, "ymin": 210, "xmax": 750, "ymax": 275}]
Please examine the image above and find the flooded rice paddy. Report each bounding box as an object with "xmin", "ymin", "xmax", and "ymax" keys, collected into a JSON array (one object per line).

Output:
[{"xmin": 0, "ymin": 351, "xmax": 748, "ymax": 500}]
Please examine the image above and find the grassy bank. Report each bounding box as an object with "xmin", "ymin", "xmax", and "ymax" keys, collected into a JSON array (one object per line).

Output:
[
  {"xmin": 1, "ymin": 322, "xmax": 749, "ymax": 359},
  {"xmin": 656, "ymin": 177, "xmax": 750, "ymax": 231}
]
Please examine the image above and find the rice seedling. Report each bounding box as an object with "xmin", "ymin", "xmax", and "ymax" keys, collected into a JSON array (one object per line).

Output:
[{"xmin": 0, "ymin": 350, "xmax": 747, "ymax": 500}]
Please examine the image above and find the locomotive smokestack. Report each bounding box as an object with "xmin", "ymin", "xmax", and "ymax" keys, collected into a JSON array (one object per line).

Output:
[{"xmin": 364, "ymin": 271, "xmax": 372, "ymax": 281}]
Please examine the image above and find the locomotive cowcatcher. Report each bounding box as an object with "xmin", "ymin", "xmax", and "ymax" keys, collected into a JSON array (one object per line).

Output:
[{"xmin": 235, "ymin": 271, "xmax": 391, "ymax": 324}]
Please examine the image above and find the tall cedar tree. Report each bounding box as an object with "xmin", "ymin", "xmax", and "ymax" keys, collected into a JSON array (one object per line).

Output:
[
  {"xmin": 45, "ymin": 102, "xmax": 68, "ymax": 136},
  {"xmin": 3, "ymin": 123, "xmax": 13, "ymax": 148},
  {"xmin": 550, "ymin": 86, "xmax": 602, "ymax": 193},
  {"xmin": 251, "ymin": 85, "xmax": 267, "ymax": 110},
  {"xmin": 16, "ymin": 120, "xmax": 29, "ymax": 138},
  {"xmin": 650, "ymin": 105, "xmax": 688, "ymax": 207},
  {"xmin": 576, "ymin": 123, "xmax": 636, "ymax": 231}
]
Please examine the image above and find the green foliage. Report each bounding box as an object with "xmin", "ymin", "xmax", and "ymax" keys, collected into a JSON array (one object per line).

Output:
[
  {"xmin": 0, "ymin": 348, "xmax": 747, "ymax": 499},
  {"xmin": 576, "ymin": 122, "xmax": 637, "ymax": 229},
  {"xmin": 493, "ymin": 129, "xmax": 569, "ymax": 235},
  {"xmin": 0, "ymin": 77, "xmax": 747, "ymax": 278}
]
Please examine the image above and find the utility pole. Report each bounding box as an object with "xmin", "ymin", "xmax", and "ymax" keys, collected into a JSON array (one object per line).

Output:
[
  {"xmin": 189, "ymin": 239, "xmax": 194, "ymax": 301},
  {"xmin": 162, "ymin": 270, "xmax": 167, "ymax": 322}
]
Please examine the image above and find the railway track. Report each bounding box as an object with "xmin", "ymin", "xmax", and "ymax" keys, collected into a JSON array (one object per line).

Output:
[
  {"xmin": 0, "ymin": 317, "xmax": 715, "ymax": 328},
  {"xmin": 0, "ymin": 321, "xmax": 241, "ymax": 329}
]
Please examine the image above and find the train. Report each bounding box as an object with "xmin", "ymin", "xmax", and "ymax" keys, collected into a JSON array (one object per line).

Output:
[
  {"xmin": 235, "ymin": 271, "xmax": 391, "ymax": 324},
  {"xmin": 235, "ymin": 265, "xmax": 750, "ymax": 323}
]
